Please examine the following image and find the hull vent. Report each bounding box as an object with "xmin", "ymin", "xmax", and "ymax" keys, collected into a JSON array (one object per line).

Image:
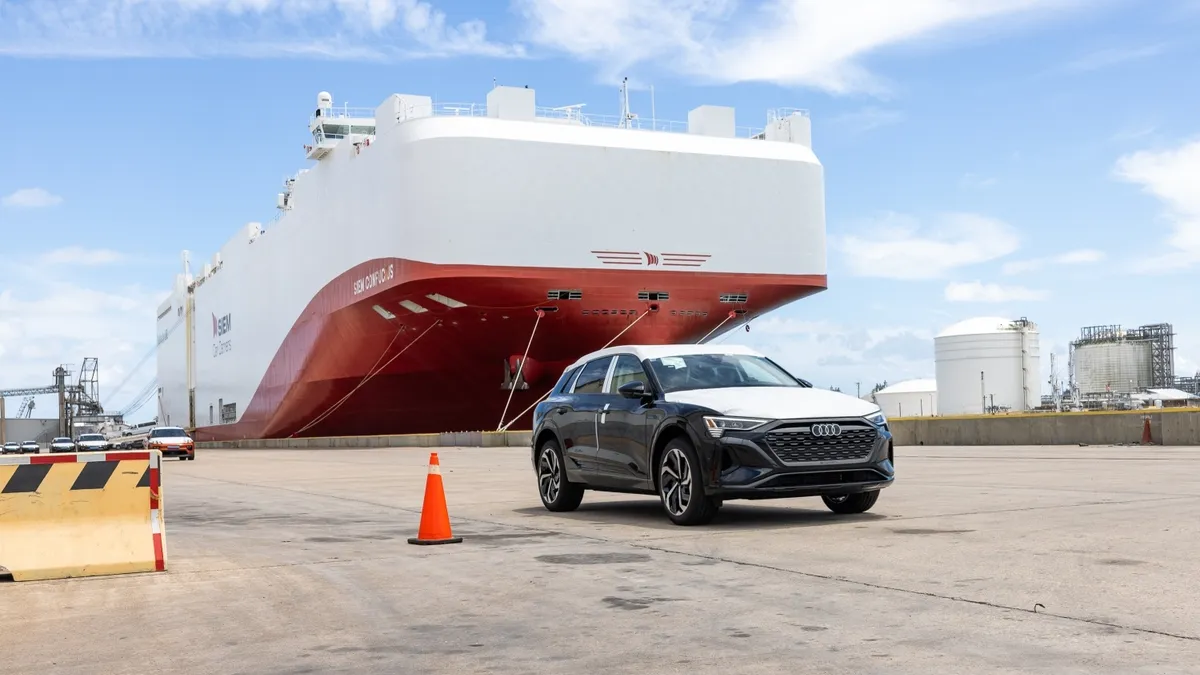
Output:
[
  {"xmin": 638, "ymin": 291, "xmax": 669, "ymax": 301},
  {"xmin": 719, "ymin": 293, "xmax": 749, "ymax": 303},
  {"xmin": 547, "ymin": 290, "xmax": 583, "ymax": 300}
]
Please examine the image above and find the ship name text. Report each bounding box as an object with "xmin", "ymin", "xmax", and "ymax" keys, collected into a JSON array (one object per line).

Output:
[{"xmin": 353, "ymin": 263, "xmax": 395, "ymax": 296}]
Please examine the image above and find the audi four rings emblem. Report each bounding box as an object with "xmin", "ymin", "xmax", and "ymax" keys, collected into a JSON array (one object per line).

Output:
[{"xmin": 810, "ymin": 423, "xmax": 842, "ymax": 437}]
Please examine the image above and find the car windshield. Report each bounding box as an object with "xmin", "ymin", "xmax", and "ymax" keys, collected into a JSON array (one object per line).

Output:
[
  {"xmin": 53, "ymin": 438, "xmax": 71, "ymax": 442},
  {"xmin": 646, "ymin": 353, "xmax": 809, "ymax": 393},
  {"xmin": 79, "ymin": 434, "xmax": 104, "ymax": 441},
  {"xmin": 150, "ymin": 428, "xmax": 186, "ymax": 438}
]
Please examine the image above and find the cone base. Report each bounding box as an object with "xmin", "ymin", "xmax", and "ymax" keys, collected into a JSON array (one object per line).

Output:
[{"xmin": 407, "ymin": 536, "xmax": 464, "ymax": 546}]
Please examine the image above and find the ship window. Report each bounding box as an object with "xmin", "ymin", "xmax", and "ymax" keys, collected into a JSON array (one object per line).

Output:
[
  {"xmin": 572, "ymin": 357, "xmax": 613, "ymax": 394},
  {"xmin": 350, "ymin": 125, "xmax": 376, "ymax": 134}
]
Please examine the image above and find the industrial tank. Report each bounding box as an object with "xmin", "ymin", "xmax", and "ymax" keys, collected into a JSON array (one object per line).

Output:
[
  {"xmin": 872, "ymin": 378, "xmax": 937, "ymax": 418},
  {"xmin": 934, "ymin": 317, "xmax": 1040, "ymax": 415},
  {"xmin": 1072, "ymin": 340, "xmax": 1152, "ymax": 395}
]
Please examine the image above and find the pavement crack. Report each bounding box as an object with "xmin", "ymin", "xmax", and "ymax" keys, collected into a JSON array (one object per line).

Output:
[{"xmin": 627, "ymin": 541, "xmax": 1200, "ymax": 644}]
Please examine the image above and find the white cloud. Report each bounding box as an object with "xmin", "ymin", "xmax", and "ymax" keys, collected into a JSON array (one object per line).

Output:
[
  {"xmin": 944, "ymin": 280, "xmax": 1049, "ymax": 302},
  {"xmin": 829, "ymin": 107, "xmax": 904, "ymax": 134},
  {"xmin": 0, "ymin": 0, "xmax": 523, "ymax": 59},
  {"xmin": 833, "ymin": 212, "xmax": 1021, "ymax": 280},
  {"xmin": 722, "ymin": 316, "xmax": 935, "ymax": 391},
  {"xmin": 959, "ymin": 173, "xmax": 998, "ymax": 189},
  {"xmin": 514, "ymin": 0, "xmax": 1082, "ymax": 93},
  {"xmin": 1061, "ymin": 44, "xmax": 1166, "ymax": 72},
  {"xmin": 2, "ymin": 187, "xmax": 63, "ymax": 208},
  {"xmin": 0, "ymin": 273, "xmax": 165, "ymax": 422},
  {"xmin": 37, "ymin": 247, "xmax": 126, "ymax": 266},
  {"xmin": 1001, "ymin": 248, "xmax": 1105, "ymax": 274},
  {"xmin": 1113, "ymin": 139, "xmax": 1200, "ymax": 273}
]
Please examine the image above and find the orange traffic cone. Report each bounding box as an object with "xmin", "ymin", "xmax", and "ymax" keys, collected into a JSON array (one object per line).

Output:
[{"xmin": 407, "ymin": 452, "xmax": 463, "ymax": 545}]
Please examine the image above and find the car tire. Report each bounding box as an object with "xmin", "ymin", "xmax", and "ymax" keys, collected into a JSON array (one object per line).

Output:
[
  {"xmin": 822, "ymin": 490, "xmax": 880, "ymax": 515},
  {"xmin": 536, "ymin": 438, "xmax": 583, "ymax": 512},
  {"xmin": 657, "ymin": 436, "xmax": 719, "ymax": 526}
]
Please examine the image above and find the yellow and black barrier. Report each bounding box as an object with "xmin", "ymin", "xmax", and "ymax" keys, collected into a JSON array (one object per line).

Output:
[{"xmin": 0, "ymin": 450, "xmax": 167, "ymax": 581}]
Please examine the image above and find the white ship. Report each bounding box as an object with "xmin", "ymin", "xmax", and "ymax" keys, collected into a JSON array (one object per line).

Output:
[{"xmin": 155, "ymin": 84, "xmax": 827, "ymax": 440}]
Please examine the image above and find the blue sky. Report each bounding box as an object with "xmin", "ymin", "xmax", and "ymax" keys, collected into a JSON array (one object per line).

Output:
[{"xmin": 1, "ymin": 0, "xmax": 1198, "ymax": 421}]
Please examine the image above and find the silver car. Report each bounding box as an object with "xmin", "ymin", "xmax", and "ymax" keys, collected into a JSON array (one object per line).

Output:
[
  {"xmin": 19, "ymin": 440, "xmax": 39, "ymax": 454},
  {"xmin": 49, "ymin": 437, "xmax": 75, "ymax": 453}
]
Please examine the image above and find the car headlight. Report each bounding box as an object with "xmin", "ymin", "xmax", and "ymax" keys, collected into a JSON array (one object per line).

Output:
[
  {"xmin": 702, "ymin": 416, "xmax": 770, "ymax": 438},
  {"xmin": 865, "ymin": 410, "xmax": 887, "ymax": 427}
]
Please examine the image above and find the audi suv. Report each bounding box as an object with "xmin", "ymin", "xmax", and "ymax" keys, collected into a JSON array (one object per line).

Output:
[{"xmin": 530, "ymin": 344, "xmax": 894, "ymax": 525}]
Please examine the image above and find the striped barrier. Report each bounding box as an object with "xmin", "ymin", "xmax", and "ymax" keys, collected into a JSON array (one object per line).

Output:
[{"xmin": 0, "ymin": 451, "xmax": 167, "ymax": 581}]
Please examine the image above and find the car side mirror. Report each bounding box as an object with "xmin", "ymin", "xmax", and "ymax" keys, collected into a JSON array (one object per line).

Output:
[{"xmin": 618, "ymin": 381, "xmax": 649, "ymax": 400}]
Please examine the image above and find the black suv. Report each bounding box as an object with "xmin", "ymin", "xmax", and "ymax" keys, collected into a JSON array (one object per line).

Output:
[{"xmin": 531, "ymin": 344, "xmax": 895, "ymax": 525}]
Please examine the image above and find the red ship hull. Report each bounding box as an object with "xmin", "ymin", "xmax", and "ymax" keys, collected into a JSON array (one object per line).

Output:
[{"xmin": 193, "ymin": 259, "xmax": 825, "ymax": 441}]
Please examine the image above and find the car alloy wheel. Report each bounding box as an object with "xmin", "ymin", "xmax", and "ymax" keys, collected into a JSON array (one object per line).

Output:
[
  {"xmin": 538, "ymin": 446, "xmax": 561, "ymax": 504},
  {"xmin": 659, "ymin": 447, "xmax": 692, "ymax": 518}
]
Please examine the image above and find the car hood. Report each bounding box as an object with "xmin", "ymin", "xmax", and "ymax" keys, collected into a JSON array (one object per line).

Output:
[{"xmin": 664, "ymin": 386, "xmax": 880, "ymax": 420}]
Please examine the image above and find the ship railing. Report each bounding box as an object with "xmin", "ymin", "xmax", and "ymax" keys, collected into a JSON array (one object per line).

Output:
[{"xmin": 424, "ymin": 102, "xmax": 772, "ymax": 138}]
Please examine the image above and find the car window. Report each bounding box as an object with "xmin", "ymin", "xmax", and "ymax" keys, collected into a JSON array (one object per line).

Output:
[
  {"xmin": 554, "ymin": 366, "xmax": 581, "ymax": 394},
  {"xmin": 80, "ymin": 434, "xmax": 104, "ymax": 441},
  {"xmin": 608, "ymin": 354, "xmax": 649, "ymax": 393},
  {"xmin": 150, "ymin": 428, "xmax": 186, "ymax": 438},
  {"xmin": 572, "ymin": 357, "xmax": 613, "ymax": 394},
  {"xmin": 647, "ymin": 353, "xmax": 805, "ymax": 393}
]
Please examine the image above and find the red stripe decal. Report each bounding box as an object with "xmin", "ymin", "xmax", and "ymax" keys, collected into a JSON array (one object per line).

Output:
[
  {"xmin": 106, "ymin": 452, "xmax": 150, "ymax": 462},
  {"xmin": 149, "ymin": 467, "xmax": 160, "ymax": 509},
  {"xmin": 31, "ymin": 454, "xmax": 78, "ymax": 464},
  {"xmin": 152, "ymin": 532, "xmax": 165, "ymax": 571},
  {"xmin": 589, "ymin": 250, "xmax": 639, "ymax": 255},
  {"xmin": 661, "ymin": 253, "xmax": 712, "ymax": 258}
]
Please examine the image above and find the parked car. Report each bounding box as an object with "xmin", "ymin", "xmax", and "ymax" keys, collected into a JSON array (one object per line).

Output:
[
  {"xmin": 1, "ymin": 441, "xmax": 20, "ymax": 455},
  {"xmin": 531, "ymin": 344, "xmax": 895, "ymax": 525},
  {"xmin": 147, "ymin": 426, "xmax": 195, "ymax": 460},
  {"xmin": 19, "ymin": 440, "xmax": 39, "ymax": 454},
  {"xmin": 49, "ymin": 437, "xmax": 76, "ymax": 453},
  {"xmin": 75, "ymin": 433, "xmax": 110, "ymax": 452}
]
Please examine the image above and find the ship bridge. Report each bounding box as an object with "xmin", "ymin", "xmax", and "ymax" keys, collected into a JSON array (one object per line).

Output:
[{"xmin": 306, "ymin": 91, "xmax": 376, "ymax": 161}]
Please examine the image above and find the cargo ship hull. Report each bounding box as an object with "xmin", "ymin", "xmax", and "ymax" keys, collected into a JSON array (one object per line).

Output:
[
  {"xmin": 192, "ymin": 258, "xmax": 825, "ymax": 440},
  {"xmin": 156, "ymin": 86, "xmax": 828, "ymax": 440}
]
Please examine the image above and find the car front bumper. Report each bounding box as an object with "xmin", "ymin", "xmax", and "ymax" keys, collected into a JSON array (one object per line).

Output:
[{"xmin": 696, "ymin": 420, "xmax": 895, "ymax": 501}]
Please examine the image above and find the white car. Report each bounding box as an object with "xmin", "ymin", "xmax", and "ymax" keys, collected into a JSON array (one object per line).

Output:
[
  {"xmin": 75, "ymin": 433, "xmax": 110, "ymax": 452},
  {"xmin": 19, "ymin": 440, "xmax": 40, "ymax": 454},
  {"xmin": 147, "ymin": 426, "xmax": 196, "ymax": 460},
  {"xmin": 49, "ymin": 437, "xmax": 76, "ymax": 453},
  {"xmin": 531, "ymin": 343, "xmax": 895, "ymax": 525}
]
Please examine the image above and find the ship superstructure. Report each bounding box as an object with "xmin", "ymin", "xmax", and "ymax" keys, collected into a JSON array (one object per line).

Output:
[{"xmin": 155, "ymin": 84, "xmax": 827, "ymax": 440}]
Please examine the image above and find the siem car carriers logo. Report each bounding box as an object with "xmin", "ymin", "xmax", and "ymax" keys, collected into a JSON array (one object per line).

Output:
[
  {"xmin": 590, "ymin": 251, "xmax": 711, "ymax": 268},
  {"xmin": 213, "ymin": 313, "xmax": 232, "ymax": 337},
  {"xmin": 212, "ymin": 312, "xmax": 232, "ymax": 357}
]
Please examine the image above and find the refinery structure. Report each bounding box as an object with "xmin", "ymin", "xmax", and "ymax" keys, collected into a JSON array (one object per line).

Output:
[
  {"xmin": 903, "ymin": 316, "xmax": 1198, "ymax": 417},
  {"xmin": 156, "ymin": 83, "xmax": 828, "ymax": 440}
]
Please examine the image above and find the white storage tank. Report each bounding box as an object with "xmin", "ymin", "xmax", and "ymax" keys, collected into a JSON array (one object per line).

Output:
[
  {"xmin": 935, "ymin": 317, "xmax": 1040, "ymax": 415},
  {"xmin": 871, "ymin": 378, "xmax": 938, "ymax": 418},
  {"xmin": 1073, "ymin": 340, "xmax": 1153, "ymax": 395}
]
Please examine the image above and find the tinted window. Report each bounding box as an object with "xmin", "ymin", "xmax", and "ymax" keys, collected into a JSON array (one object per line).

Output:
[
  {"xmin": 150, "ymin": 428, "xmax": 186, "ymax": 438},
  {"xmin": 572, "ymin": 357, "xmax": 612, "ymax": 394},
  {"xmin": 554, "ymin": 367, "xmax": 581, "ymax": 394},
  {"xmin": 609, "ymin": 354, "xmax": 649, "ymax": 392},
  {"xmin": 647, "ymin": 353, "xmax": 804, "ymax": 393},
  {"xmin": 79, "ymin": 434, "xmax": 105, "ymax": 441}
]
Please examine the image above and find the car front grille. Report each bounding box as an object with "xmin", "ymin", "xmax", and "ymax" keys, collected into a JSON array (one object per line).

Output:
[{"xmin": 763, "ymin": 423, "xmax": 878, "ymax": 464}]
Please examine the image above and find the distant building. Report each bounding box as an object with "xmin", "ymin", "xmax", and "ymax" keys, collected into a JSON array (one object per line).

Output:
[{"xmin": 869, "ymin": 378, "xmax": 938, "ymax": 418}]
